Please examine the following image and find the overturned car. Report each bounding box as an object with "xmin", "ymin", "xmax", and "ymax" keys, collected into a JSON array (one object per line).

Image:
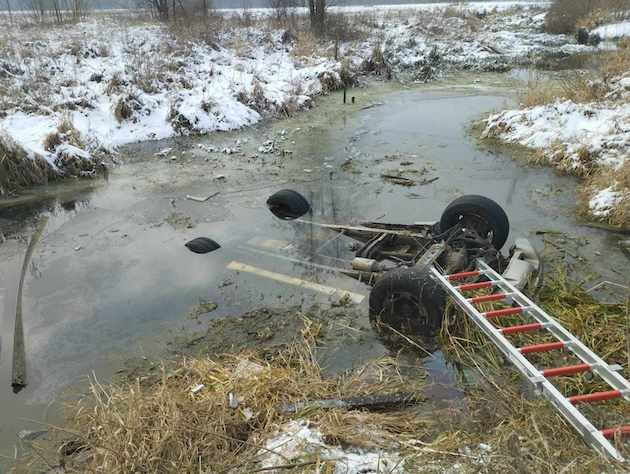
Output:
[{"xmin": 266, "ymin": 190, "xmax": 541, "ymax": 338}]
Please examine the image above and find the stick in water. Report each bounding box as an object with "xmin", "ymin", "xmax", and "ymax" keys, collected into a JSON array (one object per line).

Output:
[{"xmin": 12, "ymin": 217, "xmax": 48, "ymax": 393}]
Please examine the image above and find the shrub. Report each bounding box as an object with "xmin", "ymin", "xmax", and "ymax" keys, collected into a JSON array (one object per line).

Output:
[
  {"xmin": 362, "ymin": 43, "xmax": 392, "ymax": 79},
  {"xmin": 325, "ymin": 13, "xmax": 366, "ymax": 42},
  {"xmin": 43, "ymin": 131, "xmax": 63, "ymax": 151},
  {"xmin": 113, "ymin": 96, "xmax": 133, "ymax": 123},
  {"xmin": 105, "ymin": 74, "xmax": 125, "ymax": 96},
  {"xmin": 587, "ymin": 33, "xmax": 602, "ymax": 46},
  {"xmin": 576, "ymin": 27, "xmax": 589, "ymax": 45},
  {"xmin": 0, "ymin": 134, "xmax": 51, "ymax": 196},
  {"xmin": 545, "ymin": 0, "xmax": 630, "ymax": 34}
]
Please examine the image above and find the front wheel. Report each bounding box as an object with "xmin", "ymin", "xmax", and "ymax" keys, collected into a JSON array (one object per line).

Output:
[
  {"xmin": 369, "ymin": 267, "xmax": 446, "ymax": 339},
  {"xmin": 439, "ymin": 195, "xmax": 509, "ymax": 250}
]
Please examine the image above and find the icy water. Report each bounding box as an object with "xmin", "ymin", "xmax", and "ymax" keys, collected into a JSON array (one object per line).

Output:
[{"xmin": 0, "ymin": 75, "xmax": 628, "ymax": 465}]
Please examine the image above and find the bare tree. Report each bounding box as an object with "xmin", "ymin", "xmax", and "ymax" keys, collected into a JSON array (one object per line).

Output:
[
  {"xmin": 6, "ymin": 0, "xmax": 12, "ymax": 24},
  {"xmin": 51, "ymin": 0, "xmax": 63, "ymax": 24},
  {"xmin": 154, "ymin": 0, "xmax": 169, "ymax": 20},
  {"xmin": 269, "ymin": 0, "xmax": 298, "ymax": 21},
  {"xmin": 308, "ymin": 0, "xmax": 326, "ymax": 35},
  {"xmin": 29, "ymin": 0, "xmax": 46, "ymax": 22}
]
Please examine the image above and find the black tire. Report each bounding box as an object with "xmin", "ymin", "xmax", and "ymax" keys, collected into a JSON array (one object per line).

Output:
[
  {"xmin": 369, "ymin": 268, "xmax": 446, "ymax": 338},
  {"xmin": 439, "ymin": 195, "xmax": 509, "ymax": 250},
  {"xmin": 267, "ymin": 189, "xmax": 311, "ymax": 220},
  {"xmin": 185, "ymin": 237, "xmax": 221, "ymax": 254}
]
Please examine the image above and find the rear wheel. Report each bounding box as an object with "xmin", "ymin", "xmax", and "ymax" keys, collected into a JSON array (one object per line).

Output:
[
  {"xmin": 266, "ymin": 189, "xmax": 311, "ymax": 220},
  {"xmin": 369, "ymin": 268, "xmax": 446, "ymax": 338},
  {"xmin": 439, "ymin": 195, "xmax": 509, "ymax": 250}
]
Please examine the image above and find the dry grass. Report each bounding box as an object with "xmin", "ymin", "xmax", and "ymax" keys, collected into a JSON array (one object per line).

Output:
[
  {"xmin": 578, "ymin": 160, "xmax": 630, "ymax": 227},
  {"xmin": 0, "ymin": 134, "xmax": 52, "ymax": 196},
  {"xmin": 601, "ymin": 45, "xmax": 630, "ymax": 80},
  {"xmin": 43, "ymin": 114, "xmax": 84, "ymax": 152},
  {"xmin": 545, "ymin": 0, "xmax": 629, "ymax": 34},
  {"xmin": 437, "ymin": 264, "xmax": 630, "ymax": 472},
  {"xmin": 44, "ymin": 321, "xmax": 425, "ymax": 473},
  {"xmin": 18, "ymin": 262, "xmax": 630, "ymax": 472},
  {"xmin": 104, "ymin": 74, "xmax": 125, "ymax": 96},
  {"xmin": 291, "ymin": 29, "xmax": 318, "ymax": 58},
  {"xmin": 519, "ymin": 71, "xmax": 608, "ymax": 108},
  {"xmin": 113, "ymin": 97, "xmax": 132, "ymax": 123},
  {"xmin": 362, "ymin": 43, "xmax": 392, "ymax": 79},
  {"xmin": 519, "ymin": 79, "xmax": 564, "ymax": 107},
  {"xmin": 113, "ymin": 94, "xmax": 143, "ymax": 123}
]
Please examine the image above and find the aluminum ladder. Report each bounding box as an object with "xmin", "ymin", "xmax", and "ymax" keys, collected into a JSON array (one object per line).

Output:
[{"xmin": 430, "ymin": 259, "xmax": 630, "ymax": 462}]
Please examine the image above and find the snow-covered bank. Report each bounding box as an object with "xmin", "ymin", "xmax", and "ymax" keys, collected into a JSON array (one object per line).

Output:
[
  {"xmin": 0, "ymin": 2, "xmax": 593, "ymax": 195},
  {"xmin": 483, "ymin": 99, "xmax": 629, "ymax": 172},
  {"xmin": 0, "ymin": 22, "xmax": 342, "ymax": 183},
  {"xmin": 483, "ymin": 69, "xmax": 630, "ymax": 224},
  {"xmin": 593, "ymin": 21, "xmax": 630, "ymax": 40}
]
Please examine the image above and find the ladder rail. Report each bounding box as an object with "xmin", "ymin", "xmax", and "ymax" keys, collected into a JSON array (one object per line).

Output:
[
  {"xmin": 431, "ymin": 266, "xmax": 545, "ymax": 382},
  {"xmin": 430, "ymin": 262, "xmax": 627, "ymax": 462},
  {"xmin": 478, "ymin": 261, "xmax": 630, "ymax": 397}
]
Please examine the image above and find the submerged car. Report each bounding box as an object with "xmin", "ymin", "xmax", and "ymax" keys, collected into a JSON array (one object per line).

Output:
[{"xmin": 267, "ymin": 190, "xmax": 541, "ymax": 338}]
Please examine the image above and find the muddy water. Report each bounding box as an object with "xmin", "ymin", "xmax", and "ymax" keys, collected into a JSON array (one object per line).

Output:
[{"xmin": 0, "ymin": 75, "xmax": 628, "ymax": 464}]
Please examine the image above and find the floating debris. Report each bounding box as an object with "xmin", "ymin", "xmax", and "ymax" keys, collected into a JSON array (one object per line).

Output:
[
  {"xmin": 258, "ymin": 140, "xmax": 275, "ymax": 154},
  {"xmin": 18, "ymin": 429, "xmax": 48, "ymax": 441},
  {"xmin": 197, "ymin": 144, "xmax": 217, "ymax": 153},
  {"xmin": 185, "ymin": 192, "xmax": 220, "ymax": 203},
  {"xmin": 190, "ymin": 384, "xmax": 204, "ymax": 394},
  {"xmin": 380, "ymin": 173, "xmax": 416, "ymax": 186},
  {"xmin": 154, "ymin": 147, "xmax": 172, "ymax": 157}
]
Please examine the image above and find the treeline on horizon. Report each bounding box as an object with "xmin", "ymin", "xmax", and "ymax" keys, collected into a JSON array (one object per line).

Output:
[{"xmin": 0, "ymin": 0, "xmax": 542, "ymax": 12}]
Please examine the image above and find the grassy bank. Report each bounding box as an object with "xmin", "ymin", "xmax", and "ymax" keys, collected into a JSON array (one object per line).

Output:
[
  {"xmin": 16, "ymin": 257, "xmax": 630, "ymax": 473},
  {"xmin": 482, "ymin": 45, "xmax": 630, "ymax": 228}
]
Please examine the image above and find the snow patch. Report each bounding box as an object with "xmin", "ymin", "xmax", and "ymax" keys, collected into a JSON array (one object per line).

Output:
[
  {"xmin": 483, "ymin": 99, "xmax": 630, "ymax": 171},
  {"xmin": 589, "ymin": 187, "xmax": 623, "ymax": 217},
  {"xmin": 259, "ymin": 420, "xmax": 404, "ymax": 473},
  {"xmin": 593, "ymin": 21, "xmax": 630, "ymax": 39}
]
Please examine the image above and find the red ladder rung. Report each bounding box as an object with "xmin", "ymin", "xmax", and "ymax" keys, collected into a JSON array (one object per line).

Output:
[
  {"xmin": 501, "ymin": 322, "xmax": 543, "ymax": 335},
  {"xmin": 543, "ymin": 363, "xmax": 591, "ymax": 378},
  {"xmin": 601, "ymin": 425, "xmax": 630, "ymax": 439},
  {"xmin": 484, "ymin": 307, "xmax": 524, "ymax": 318},
  {"xmin": 469, "ymin": 293, "xmax": 508, "ymax": 304},
  {"xmin": 569, "ymin": 390, "xmax": 622, "ymax": 405},
  {"xmin": 457, "ymin": 281, "xmax": 494, "ymax": 292},
  {"xmin": 519, "ymin": 341, "xmax": 564, "ymax": 354},
  {"xmin": 447, "ymin": 270, "xmax": 481, "ymax": 281}
]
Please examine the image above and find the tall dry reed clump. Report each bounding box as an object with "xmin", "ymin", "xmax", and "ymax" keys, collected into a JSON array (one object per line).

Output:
[
  {"xmin": 55, "ymin": 322, "xmax": 426, "ymax": 473},
  {"xmin": 545, "ymin": 0, "xmax": 629, "ymax": 34},
  {"xmin": 0, "ymin": 134, "xmax": 52, "ymax": 197}
]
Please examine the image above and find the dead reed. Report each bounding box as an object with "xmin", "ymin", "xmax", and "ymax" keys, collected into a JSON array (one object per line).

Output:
[
  {"xmin": 51, "ymin": 320, "xmax": 426, "ymax": 473},
  {"xmin": 0, "ymin": 134, "xmax": 51, "ymax": 196}
]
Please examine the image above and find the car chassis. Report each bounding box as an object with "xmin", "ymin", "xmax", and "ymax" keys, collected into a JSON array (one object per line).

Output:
[{"xmin": 266, "ymin": 192, "xmax": 541, "ymax": 337}]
